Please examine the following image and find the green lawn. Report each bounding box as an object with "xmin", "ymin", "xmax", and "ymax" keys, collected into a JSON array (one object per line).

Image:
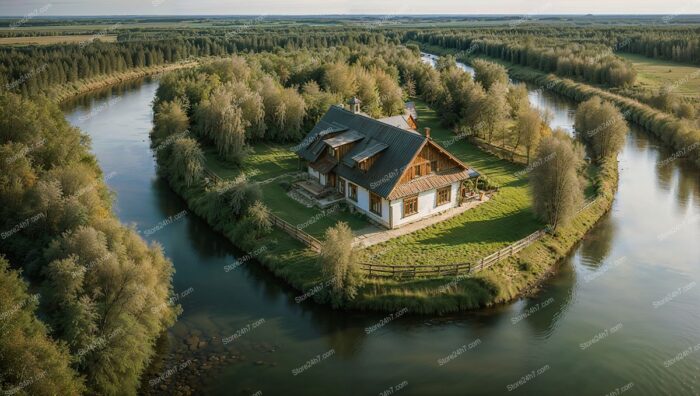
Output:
[
  {"xmin": 362, "ymin": 101, "xmax": 543, "ymax": 266},
  {"xmin": 204, "ymin": 100, "xmax": 544, "ymax": 258},
  {"xmin": 619, "ymin": 53, "xmax": 700, "ymax": 98},
  {"xmin": 205, "ymin": 142, "xmax": 368, "ymax": 238}
]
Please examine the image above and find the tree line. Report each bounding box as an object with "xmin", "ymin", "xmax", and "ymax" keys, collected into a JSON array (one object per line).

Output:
[
  {"xmin": 408, "ymin": 32, "xmax": 637, "ymax": 87},
  {"xmin": 154, "ymin": 47, "xmax": 407, "ymax": 164}
]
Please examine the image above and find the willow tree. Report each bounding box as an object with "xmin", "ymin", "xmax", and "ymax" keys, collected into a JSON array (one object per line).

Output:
[
  {"xmin": 169, "ymin": 136, "xmax": 205, "ymax": 187},
  {"xmin": 472, "ymin": 59, "xmax": 509, "ymax": 91},
  {"xmin": 196, "ymin": 87, "xmax": 247, "ymax": 163},
  {"xmin": 152, "ymin": 100, "xmax": 188, "ymax": 143},
  {"xmin": 513, "ymin": 105, "xmax": 544, "ymax": 161},
  {"xmin": 574, "ymin": 96, "xmax": 628, "ymax": 160},
  {"xmin": 531, "ymin": 130, "xmax": 586, "ymax": 229},
  {"xmin": 0, "ymin": 257, "xmax": 85, "ymax": 396},
  {"xmin": 319, "ymin": 222, "xmax": 363, "ymax": 306}
]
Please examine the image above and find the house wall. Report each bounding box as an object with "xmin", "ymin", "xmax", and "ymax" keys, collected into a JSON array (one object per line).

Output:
[
  {"xmin": 339, "ymin": 177, "xmax": 390, "ymax": 228},
  {"xmin": 390, "ymin": 181, "xmax": 460, "ymax": 228},
  {"xmin": 307, "ymin": 166, "xmax": 319, "ymax": 181},
  {"xmin": 307, "ymin": 166, "xmax": 327, "ymax": 186}
]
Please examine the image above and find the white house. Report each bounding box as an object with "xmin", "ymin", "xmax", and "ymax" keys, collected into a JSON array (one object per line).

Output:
[{"xmin": 295, "ymin": 98, "xmax": 479, "ymax": 229}]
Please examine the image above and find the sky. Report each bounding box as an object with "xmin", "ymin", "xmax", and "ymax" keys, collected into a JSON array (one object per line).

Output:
[{"xmin": 1, "ymin": 0, "xmax": 699, "ymax": 16}]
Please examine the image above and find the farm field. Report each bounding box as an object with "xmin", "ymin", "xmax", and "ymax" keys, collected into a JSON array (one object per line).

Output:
[
  {"xmin": 0, "ymin": 34, "xmax": 117, "ymax": 45},
  {"xmin": 619, "ymin": 52, "xmax": 700, "ymax": 97}
]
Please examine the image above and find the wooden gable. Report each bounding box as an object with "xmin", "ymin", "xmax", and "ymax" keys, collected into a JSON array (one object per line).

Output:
[
  {"xmin": 397, "ymin": 140, "xmax": 464, "ymax": 184},
  {"xmin": 406, "ymin": 114, "xmax": 418, "ymax": 130}
]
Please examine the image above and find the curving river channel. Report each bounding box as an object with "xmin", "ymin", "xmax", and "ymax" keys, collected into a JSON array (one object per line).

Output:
[{"xmin": 62, "ymin": 57, "xmax": 699, "ymax": 395}]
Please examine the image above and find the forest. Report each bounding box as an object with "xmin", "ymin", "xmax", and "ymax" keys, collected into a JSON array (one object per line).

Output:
[{"xmin": 0, "ymin": 93, "xmax": 178, "ymax": 395}]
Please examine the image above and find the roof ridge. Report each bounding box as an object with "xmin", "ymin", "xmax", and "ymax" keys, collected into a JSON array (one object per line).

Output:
[{"xmin": 330, "ymin": 105, "xmax": 425, "ymax": 142}]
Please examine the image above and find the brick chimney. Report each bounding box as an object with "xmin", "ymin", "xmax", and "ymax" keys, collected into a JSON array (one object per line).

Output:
[{"xmin": 424, "ymin": 127, "xmax": 431, "ymax": 139}]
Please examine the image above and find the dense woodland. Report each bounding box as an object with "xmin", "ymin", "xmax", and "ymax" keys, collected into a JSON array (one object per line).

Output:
[{"xmin": 0, "ymin": 93, "xmax": 178, "ymax": 395}]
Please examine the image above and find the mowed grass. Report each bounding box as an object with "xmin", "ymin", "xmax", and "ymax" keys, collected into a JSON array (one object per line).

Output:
[
  {"xmin": 619, "ymin": 53, "xmax": 700, "ymax": 98},
  {"xmin": 363, "ymin": 100, "xmax": 543, "ymax": 266},
  {"xmin": 0, "ymin": 35, "xmax": 118, "ymax": 46},
  {"xmin": 204, "ymin": 142, "xmax": 367, "ymax": 238}
]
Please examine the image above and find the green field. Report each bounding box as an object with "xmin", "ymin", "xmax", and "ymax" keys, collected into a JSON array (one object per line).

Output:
[
  {"xmin": 0, "ymin": 34, "xmax": 117, "ymax": 46},
  {"xmin": 620, "ymin": 53, "xmax": 700, "ymax": 97}
]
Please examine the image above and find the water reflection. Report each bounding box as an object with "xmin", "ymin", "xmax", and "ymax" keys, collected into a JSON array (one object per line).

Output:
[{"xmin": 577, "ymin": 214, "xmax": 616, "ymax": 270}]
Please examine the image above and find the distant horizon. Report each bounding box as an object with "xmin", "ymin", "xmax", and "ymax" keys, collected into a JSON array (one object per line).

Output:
[
  {"xmin": 2, "ymin": 13, "xmax": 700, "ymax": 17},
  {"xmin": 1, "ymin": 0, "xmax": 699, "ymax": 18}
]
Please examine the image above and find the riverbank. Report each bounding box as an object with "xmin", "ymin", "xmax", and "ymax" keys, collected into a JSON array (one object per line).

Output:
[
  {"xmin": 49, "ymin": 58, "xmax": 214, "ymax": 103},
  {"xmin": 152, "ymin": 99, "xmax": 617, "ymax": 314},
  {"xmin": 421, "ymin": 44, "xmax": 700, "ymax": 168}
]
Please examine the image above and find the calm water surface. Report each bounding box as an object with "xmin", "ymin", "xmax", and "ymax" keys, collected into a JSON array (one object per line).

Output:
[{"xmin": 63, "ymin": 70, "xmax": 699, "ymax": 395}]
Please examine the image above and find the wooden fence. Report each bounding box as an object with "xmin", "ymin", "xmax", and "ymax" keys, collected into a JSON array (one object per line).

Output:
[
  {"xmin": 360, "ymin": 229, "xmax": 546, "ymax": 279},
  {"xmin": 269, "ymin": 214, "xmax": 322, "ymax": 252},
  {"xmin": 201, "ymin": 165, "xmax": 323, "ymax": 252}
]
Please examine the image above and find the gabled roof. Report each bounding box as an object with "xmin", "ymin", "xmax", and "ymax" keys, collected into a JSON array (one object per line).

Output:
[
  {"xmin": 296, "ymin": 105, "xmax": 474, "ymax": 199},
  {"xmin": 405, "ymin": 101, "xmax": 418, "ymax": 120},
  {"xmin": 377, "ymin": 114, "xmax": 417, "ymax": 131}
]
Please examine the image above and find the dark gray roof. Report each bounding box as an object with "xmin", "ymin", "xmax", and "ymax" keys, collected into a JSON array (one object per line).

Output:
[{"xmin": 296, "ymin": 105, "xmax": 472, "ymax": 198}]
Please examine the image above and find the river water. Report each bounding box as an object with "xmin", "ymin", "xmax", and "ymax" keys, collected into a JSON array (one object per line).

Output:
[{"xmin": 62, "ymin": 61, "xmax": 699, "ymax": 395}]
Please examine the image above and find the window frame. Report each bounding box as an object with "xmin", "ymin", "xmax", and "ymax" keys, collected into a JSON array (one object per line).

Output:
[
  {"xmin": 413, "ymin": 164, "xmax": 422, "ymax": 178},
  {"xmin": 348, "ymin": 183, "xmax": 358, "ymax": 202},
  {"xmin": 436, "ymin": 186, "xmax": 451, "ymax": 206},
  {"xmin": 403, "ymin": 195, "xmax": 419, "ymax": 218},
  {"xmin": 369, "ymin": 192, "xmax": 382, "ymax": 216}
]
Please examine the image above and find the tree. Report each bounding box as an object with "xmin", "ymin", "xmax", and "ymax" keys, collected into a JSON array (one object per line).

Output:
[
  {"xmin": 507, "ymin": 83, "xmax": 529, "ymax": 117},
  {"xmin": 481, "ymin": 82, "xmax": 510, "ymax": 143},
  {"xmin": 530, "ymin": 130, "xmax": 586, "ymax": 229},
  {"xmin": 319, "ymin": 222, "xmax": 362, "ymax": 306},
  {"xmin": 169, "ymin": 137, "xmax": 205, "ymax": 187},
  {"xmin": 513, "ymin": 105, "xmax": 543, "ymax": 160},
  {"xmin": 245, "ymin": 201, "xmax": 272, "ymax": 237},
  {"xmin": 152, "ymin": 101, "xmax": 188, "ymax": 143},
  {"xmin": 196, "ymin": 87, "xmax": 247, "ymax": 162},
  {"xmin": 574, "ymin": 96, "xmax": 627, "ymax": 160},
  {"xmin": 373, "ymin": 67, "xmax": 405, "ymax": 116},
  {"xmin": 322, "ymin": 62, "xmax": 356, "ymax": 97},
  {"xmin": 473, "ymin": 59, "xmax": 509, "ymax": 91},
  {"xmin": 0, "ymin": 257, "xmax": 85, "ymax": 396},
  {"xmin": 353, "ymin": 67, "xmax": 381, "ymax": 117}
]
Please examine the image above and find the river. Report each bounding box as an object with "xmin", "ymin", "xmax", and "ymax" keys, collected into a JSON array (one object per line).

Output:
[{"xmin": 62, "ymin": 61, "xmax": 699, "ymax": 395}]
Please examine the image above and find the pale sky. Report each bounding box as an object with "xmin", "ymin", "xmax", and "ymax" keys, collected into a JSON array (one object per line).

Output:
[{"xmin": 0, "ymin": 0, "xmax": 699, "ymax": 16}]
